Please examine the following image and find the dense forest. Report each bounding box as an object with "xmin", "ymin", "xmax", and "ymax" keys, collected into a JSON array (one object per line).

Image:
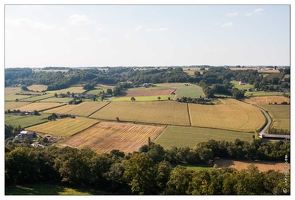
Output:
[
  {"xmin": 5, "ymin": 67, "xmax": 290, "ymax": 99},
  {"xmin": 5, "ymin": 126, "xmax": 290, "ymax": 195}
]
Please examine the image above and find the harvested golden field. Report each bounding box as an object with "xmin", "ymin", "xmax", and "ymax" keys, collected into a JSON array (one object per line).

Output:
[
  {"xmin": 5, "ymin": 87, "xmax": 22, "ymax": 95},
  {"xmin": 5, "ymin": 102, "xmax": 31, "ymax": 111},
  {"xmin": 5, "ymin": 94, "xmax": 32, "ymax": 101},
  {"xmin": 26, "ymin": 118, "xmax": 99, "ymax": 137},
  {"xmin": 60, "ymin": 122, "xmax": 165, "ymax": 154},
  {"xmin": 243, "ymin": 96, "xmax": 290, "ymax": 105},
  {"xmin": 215, "ymin": 159, "xmax": 290, "ymax": 173},
  {"xmin": 189, "ymin": 99, "xmax": 265, "ymax": 132},
  {"xmin": 258, "ymin": 105, "xmax": 290, "ymax": 131},
  {"xmin": 44, "ymin": 102, "xmax": 109, "ymax": 117},
  {"xmin": 14, "ymin": 102, "xmax": 65, "ymax": 112},
  {"xmin": 27, "ymin": 84, "xmax": 48, "ymax": 91},
  {"xmin": 89, "ymin": 101, "xmax": 190, "ymax": 126}
]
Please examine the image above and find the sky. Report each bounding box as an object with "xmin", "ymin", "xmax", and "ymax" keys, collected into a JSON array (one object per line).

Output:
[{"xmin": 4, "ymin": 4, "xmax": 291, "ymax": 67}]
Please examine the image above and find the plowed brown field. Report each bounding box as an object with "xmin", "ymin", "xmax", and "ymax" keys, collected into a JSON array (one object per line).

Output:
[{"xmin": 60, "ymin": 122, "xmax": 165, "ymax": 154}]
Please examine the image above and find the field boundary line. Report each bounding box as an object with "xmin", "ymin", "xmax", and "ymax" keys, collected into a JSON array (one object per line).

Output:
[
  {"xmin": 187, "ymin": 103, "xmax": 192, "ymax": 126},
  {"xmin": 39, "ymin": 103, "xmax": 67, "ymax": 112},
  {"xmin": 67, "ymin": 120, "xmax": 100, "ymax": 138},
  {"xmin": 87, "ymin": 101, "xmax": 111, "ymax": 117}
]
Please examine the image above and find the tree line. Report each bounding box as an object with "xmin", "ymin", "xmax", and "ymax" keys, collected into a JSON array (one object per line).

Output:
[{"xmin": 5, "ymin": 134, "xmax": 290, "ymax": 195}]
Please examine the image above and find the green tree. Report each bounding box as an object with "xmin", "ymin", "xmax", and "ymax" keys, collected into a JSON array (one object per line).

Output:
[
  {"xmin": 123, "ymin": 154, "xmax": 157, "ymax": 194},
  {"xmin": 157, "ymin": 96, "xmax": 161, "ymax": 101},
  {"xmin": 166, "ymin": 165, "xmax": 193, "ymax": 194},
  {"xmin": 155, "ymin": 161, "xmax": 172, "ymax": 193},
  {"xmin": 21, "ymin": 85, "xmax": 29, "ymax": 91}
]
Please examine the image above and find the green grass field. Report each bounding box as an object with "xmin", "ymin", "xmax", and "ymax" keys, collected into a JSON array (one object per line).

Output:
[
  {"xmin": 231, "ymin": 80, "xmax": 254, "ymax": 90},
  {"xmin": 89, "ymin": 101, "xmax": 190, "ymax": 126},
  {"xmin": 50, "ymin": 87, "xmax": 86, "ymax": 94},
  {"xmin": 175, "ymin": 84, "xmax": 204, "ymax": 98},
  {"xmin": 5, "ymin": 114, "xmax": 51, "ymax": 128},
  {"xmin": 5, "ymin": 184, "xmax": 112, "ymax": 195},
  {"xmin": 154, "ymin": 126, "xmax": 254, "ymax": 149},
  {"xmin": 258, "ymin": 105, "xmax": 290, "ymax": 131}
]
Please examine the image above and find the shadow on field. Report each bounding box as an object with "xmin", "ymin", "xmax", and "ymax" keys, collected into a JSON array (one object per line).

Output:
[{"xmin": 214, "ymin": 159, "xmax": 234, "ymax": 168}]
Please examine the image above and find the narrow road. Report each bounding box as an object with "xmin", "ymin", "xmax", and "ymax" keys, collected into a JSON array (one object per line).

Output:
[{"xmin": 251, "ymin": 104, "xmax": 272, "ymax": 137}]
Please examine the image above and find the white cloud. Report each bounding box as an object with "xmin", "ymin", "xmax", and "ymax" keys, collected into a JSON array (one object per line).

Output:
[
  {"xmin": 146, "ymin": 27, "xmax": 168, "ymax": 32},
  {"xmin": 97, "ymin": 38, "xmax": 107, "ymax": 43},
  {"xmin": 6, "ymin": 18, "xmax": 55, "ymax": 30},
  {"xmin": 68, "ymin": 14, "xmax": 92, "ymax": 25},
  {"xmin": 245, "ymin": 8, "xmax": 264, "ymax": 16},
  {"xmin": 221, "ymin": 22, "xmax": 233, "ymax": 28},
  {"xmin": 226, "ymin": 12, "xmax": 238, "ymax": 17},
  {"xmin": 134, "ymin": 25, "xmax": 144, "ymax": 31},
  {"xmin": 96, "ymin": 27, "xmax": 103, "ymax": 32}
]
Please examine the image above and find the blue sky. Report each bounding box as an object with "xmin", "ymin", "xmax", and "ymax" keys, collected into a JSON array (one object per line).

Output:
[{"xmin": 5, "ymin": 4, "xmax": 290, "ymax": 67}]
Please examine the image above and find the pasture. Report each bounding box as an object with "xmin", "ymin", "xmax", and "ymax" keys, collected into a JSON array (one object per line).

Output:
[
  {"xmin": 5, "ymin": 87, "xmax": 22, "ymax": 95},
  {"xmin": 231, "ymin": 80, "xmax": 254, "ymax": 90},
  {"xmin": 5, "ymin": 114, "xmax": 50, "ymax": 128},
  {"xmin": 18, "ymin": 93, "xmax": 54, "ymax": 102},
  {"xmin": 154, "ymin": 126, "xmax": 253, "ymax": 149},
  {"xmin": 27, "ymin": 84, "xmax": 48, "ymax": 91},
  {"xmin": 60, "ymin": 122, "xmax": 165, "ymax": 154},
  {"xmin": 89, "ymin": 101, "xmax": 190, "ymax": 126},
  {"xmin": 258, "ymin": 105, "xmax": 290, "ymax": 131},
  {"xmin": 44, "ymin": 102, "xmax": 109, "ymax": 117},
  {"xmin": 188, "ymin": 99, "xmax": 265, "ymax": 132},
  {"xmin": 111, "ymin": 95, "xmax": 173, "ymax": 102},
  {"xmin": 245, "ymin": 91, "xmax": 285, "ymax": 96},
  {"xmin": 40, "ymin": 97, "xmax": 73, "ymax": 103},
  {"xmin": 14, "ymin": 102, "xmax": 65, "ymax": 112},
  {"xmin": 26, "ymin": 118, "xmax": 99, "ymax": 137},
  {"xmin": 5, "ymin": 102, "xmax": 31, "ymax": 111},
  {"xmin": 243, "ymin": 96, "xmax": 290, "ymax": 105},
  {"xmin": 175, "ymin": 84, "xmax": 204, "ymax": 99},
  {"xmin": 5, "ymin": 94, "xmax": 31, "ymax": 101},
  {"xmin": 215, "ymin": 159, "xmax": 290, "ymax": 173},
  {"xmin": 50, "ymin": 87, "xmax": 85, "ymax": 94},
  {"xmin": 121, "ymin": 89, "xmax": 174, "ymax": 97}
]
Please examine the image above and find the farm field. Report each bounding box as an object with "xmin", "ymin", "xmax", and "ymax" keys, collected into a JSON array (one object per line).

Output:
[
  {"xmin": 40, "ymin": 97, "xmax": 73, "ymax": 103},
  {"xmin": 154, "ymin": 126, "xmax": 253, "ymax": 149},
  {"xmin": 245, "ymin": 91, "xmax": 285, "ymax": 96},
  {"xmin": 243, "ymin": 96, "xmax": 290, "ymax": 105},
  {"xmin": 27, "ymin": 84, "xmax": 48, "ymax": 91},
  {"xmin": 111, "ymin": 95, "xmax": 173, "ymax": 102},
  {"xmin": 60, "ymin": 122, "xmax": 165, "ymax": 154},
  {"xmin": 26, "ymin": 118, "xmax": 99, "ymax": 137},
  {"xmin": 5, "ymin": 87, "xmax": 22, "ymax": 95},
  {"xmin": 5, "ymin": 114, "xmax": 50, "ymax": 128},
  {"xmin": 14, "ymin": 102, "xmax": 65, "ymax": 112},
  {"xmin": 50, "ymin": 87, "xmax": 86, "ymax": 94},
  {"xmin": 89, "ymin": 101, "xmax": 190, "ymax": 126},
  {"xmin": 44, "ymin": 102, "xmax": 109, "ymax": 117},
  {"xmin": 175, "ymin": 84, "xmax": 204, "ymax": 99},
  {"xmin": 18, "ymin": 93, "xmax": 54, "ymax": 102},
  {"xmin": 258, "ymin": 105, "xmax": 290, "ymax": 131},
  {"xmin": 120, "ymin": 89, "xmax": 175, "ymax": 97},
  {"xmin": 231, "ymin": 80, "xmax": 254, "ymax": 90},
  {"xmin": 188, "ymin": 99, "xmax": 265, "ymax": 132},
  {"xmin": 5, "ymin": 94, "xmax": 32, "ymax": 101},
  {"xmin": 5, "ymin": 102, "xmax": 31, "ymax": 110},
  {"xmin": 215, "ymin": 159, "xmax": 290, "ymax": 173}
]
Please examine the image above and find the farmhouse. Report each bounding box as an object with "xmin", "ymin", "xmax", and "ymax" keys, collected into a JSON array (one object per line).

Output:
[
  {"xmin": 15, "ymin": 130, "xmax": 36, "ymax": 140},
  {"xmin": 239, "ymin": 81, "xmax": 246, "ymax": 85}
]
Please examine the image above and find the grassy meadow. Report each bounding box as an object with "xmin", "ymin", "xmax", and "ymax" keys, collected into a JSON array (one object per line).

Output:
[
  {"xmin": 154, "ymin": 126, "xmax": 253, "ymax": 149},
  {"xmin": 175, "ymin": 84, "xmax": 204, "ymax": 98},
  {"xmin": 188, "ymin": 99, "xmax": 265, "ymax": 132},
  {"xmin": 111, "ymin": 95, "xmax": 173, "ymax": 102},
  {"xmin": 5, "ymin": 114, "xmax": 51, "ymax": 128},
  {"xmin": 5, "ymin": 87, "xmax": 22, "ymax": 95},
  {"xmin": 27, "ymin": 84, "xmax": 48, "ymax": 91},
  {"xmin": 258, "ymin": 105, "xmax": 290, "ymax": 131},
  {"xmin": 18, "ymin": 93, "xmax": 54, "ymax": 102},
  {"xmin": 26, "ymin": 118, "xmax": 99, "ymax": 137},
  {"xmin": 231, "ymin": 80, "xmax": 254, "ymax": 90},
  {"xmin": 89, "ymin": 101, "xmax": 190, "ymax": 126}
]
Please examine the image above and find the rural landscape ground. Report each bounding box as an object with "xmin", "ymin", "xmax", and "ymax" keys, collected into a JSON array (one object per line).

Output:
[{"xmin": 5, "ymin": 66, "xmax": 290, "ymax": 195}]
